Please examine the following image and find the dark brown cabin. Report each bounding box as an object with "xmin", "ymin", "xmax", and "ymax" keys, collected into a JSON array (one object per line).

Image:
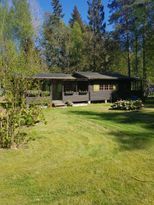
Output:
[{"xmin": 27, "ymin": 72, "xmax": 142, "ymax": 105}]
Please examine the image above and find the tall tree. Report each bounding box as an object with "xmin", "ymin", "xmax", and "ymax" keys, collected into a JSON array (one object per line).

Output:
[
  {"xmin": 87, "ymin": 0, "xmax": 106, "ymax": 35},
  {"xmin": 43, "ymin": 14, "xmax": 70, "ymax": 72},
  {"xmin": 108, "ymin": 0, "xmax": 134, "ymax": 78},
  {"xmin": 70, "ymin": 22, "xmax": 84, "ymax": 71},
  {"xmin": 12, "ymin": 0, "xmax": 34, "ymax": 46},
  {"xmin": 109, "ymin": 0, "xmax": 154, "ymax": 84},
  {"xmin": 87, "ymin": 0, "xmax": 107, "ymax": 71},
  {"xmin": 0, "ymin": 0, "xmax": 43, "ymax": 76},
  {"xmin": 43, "ymin": 0, "xmax": 71, "ymax": 72},
  {"xmin": 69, "ymin": 5, "xmax": 84, "ymax": 31},
  {"xmin": 133, "ymin": 0, "xmax": 154, "ymax": 85},
  {"xmin": 51, "ymin": 0, "xmax": 64, "ymax": 19}
]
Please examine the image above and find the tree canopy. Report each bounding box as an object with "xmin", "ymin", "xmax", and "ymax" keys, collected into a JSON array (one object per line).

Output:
[{"xmin": 0, "ymin": 0, "xmax": 153, "ymax": 83}]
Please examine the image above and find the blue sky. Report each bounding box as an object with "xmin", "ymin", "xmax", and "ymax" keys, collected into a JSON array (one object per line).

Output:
[{"xmin": 38, "ymin": 0, "xmax": 112, "ymax": 31}]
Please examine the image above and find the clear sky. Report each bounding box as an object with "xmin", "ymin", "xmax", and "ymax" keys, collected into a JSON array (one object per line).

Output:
[{"xmin": 38, "ymin": 0, "xmax": 112, "ymax": 31}]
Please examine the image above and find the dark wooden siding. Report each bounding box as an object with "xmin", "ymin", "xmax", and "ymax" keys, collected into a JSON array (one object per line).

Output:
[
  {"xmin": 63, "ymin": 92, "xmax": 89, "ymax": 103},
  {"xmin": 89, "ymin": 80, "xmax": 122, "ymax": 102},
  {"xmin": 51, "ymin": 79, "xmax": 142, "ymax": 103}
]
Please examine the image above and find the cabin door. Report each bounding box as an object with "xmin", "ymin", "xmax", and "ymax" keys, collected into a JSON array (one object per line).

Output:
[{"xmin": 52, "ymin": 82, "xmax": 62, "ymax": 100}]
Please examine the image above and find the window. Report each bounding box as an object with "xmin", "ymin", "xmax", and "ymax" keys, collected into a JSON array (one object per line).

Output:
[
  {"xmin": 78, "ymin": 82, "xmax": 88, "ymax": 92},
  {"xmin": 131, "ymin": 81, "xmax": 141, "ymax": 91},
  {"xmin": 105, "ymin": 84, "xmax": 109, "ymax": 90},
  {"xmin": 109, "ymin": 84, "xmax": 113, "ymax": 90},
  {"xmin": 64, "ymin": 82, "xmax": 76, "ymax": 92},
  {"xmin": 93, "ymin": 84, "xmax": 118, "ymax": 92},
  {"xmin": 100, "ymin": 84, "xmax": 104, "ymax": 90},
  {"xmin": 93, "ymin": 84, "xmax": 100, "ymax": 92}
]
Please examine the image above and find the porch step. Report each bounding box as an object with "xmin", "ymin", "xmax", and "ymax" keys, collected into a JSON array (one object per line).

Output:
[{"xmin": 52, "ymin": 100, "xmax": 66, "ymax": 107}]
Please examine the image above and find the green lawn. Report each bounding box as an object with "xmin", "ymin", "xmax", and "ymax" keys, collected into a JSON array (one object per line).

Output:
[{"xmin": 0, "ymin": 103, "xmax": 154, "ymax": 205}]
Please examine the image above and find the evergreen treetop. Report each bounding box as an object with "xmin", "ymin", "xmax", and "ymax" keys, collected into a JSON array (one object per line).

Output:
[
  {"xmin": 69, "ymin": 5, "xmax": 84, "ymax": 31},
  {"xmin": 87, "ymin": 0, "xmax": 106, "ymax": 35},
  {"xmin": 51, "ymin": 0, "xmax": 64, "ymax": 19}
]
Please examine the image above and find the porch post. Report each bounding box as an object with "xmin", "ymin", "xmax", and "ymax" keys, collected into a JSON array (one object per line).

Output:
[
  {"xmin": 76, "ymin": 81, "xmax": 78, "ymax": 94},
  {"xmin": 62, "ymin": 81, "xmax": 64, "ymax": 102},
  {"xmin": 50, "ymin": 80, "xmax": 52, "ymax": 100},
  {"xmin": 88, "ymin": 81, "xmax": 91, "ymax": 104}
]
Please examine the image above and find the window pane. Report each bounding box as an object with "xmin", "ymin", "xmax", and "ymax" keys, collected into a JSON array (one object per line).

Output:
[
  {"xmin": 93, "ymin": 85, "xmax": 100, "ymax": 92},
  {"xmin": 100, "ymin": 84, "xmax": 104, "ymax": 90},
  {"xmin": 109, "ymin": 85, "xmax": 113, "ymax": 90},
  {"xmin": 105, "ymin": 85, "xmax": 108, "ymax": 90}
]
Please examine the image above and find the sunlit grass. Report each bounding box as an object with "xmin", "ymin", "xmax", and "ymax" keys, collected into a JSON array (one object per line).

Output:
[{"xmin": 0, "ymin": 103, "xmax": 154, "ymax": 205}]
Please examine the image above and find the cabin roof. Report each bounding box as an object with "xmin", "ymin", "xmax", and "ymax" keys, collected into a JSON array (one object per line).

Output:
[
  {"xmin": 74, "ymin": 72, "xmax": 131, "ymax": 80},
  {"xmin": 32, "ymin": 72, "xmax": 139, "ymax": 81},
  {"xmin": 33, "ymin": 73, "xmax": 76, "ymax": 80}
]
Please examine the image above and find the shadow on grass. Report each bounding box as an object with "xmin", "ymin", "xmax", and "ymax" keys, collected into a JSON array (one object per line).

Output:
[
  {"xmin": 145, "ymin": 97, "xmax": 154, "ymax": 108},
  {"xmin": 69, "ymin": 109, "xmax": 154, "ymax": 151}
]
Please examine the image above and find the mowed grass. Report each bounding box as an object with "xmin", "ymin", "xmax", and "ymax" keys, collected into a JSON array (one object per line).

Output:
[{"xmin": 0, "ymin": 103, "xmax": 154, "ymax": 205}]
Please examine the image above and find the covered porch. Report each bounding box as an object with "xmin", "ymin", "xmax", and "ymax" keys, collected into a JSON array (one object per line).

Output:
[{"xmin": 62, "ymin": 80, "xmax": 89, "ymax": 103}]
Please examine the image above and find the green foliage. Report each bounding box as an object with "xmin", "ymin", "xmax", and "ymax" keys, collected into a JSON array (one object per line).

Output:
[
  {"xmin": 86, "ymin": 0, "xmax": 108, "ymax": 71},
  {"xmin": 43, "ymin": 16, "xmax": 70, "ymax": 72},
  {"xmin": 26, "ymin": 97, "xmax": 51, "ymax": 106},
  {"xmin": 51, "ymin": 0, "xmax": 64, "ymax": 19},
  {"xmin": 109, "ymin": 0, "xmax": 154, "ymax": 82},
  {"xmin": 111, "ymin": 100, "xmax": 144, "ymax": 111},
  {"xmin": 69, "ymin": 5, "xmax": 85, "ymax": 31},
  {"xmin": 69, "ymin": 22, "xmax": 84, "ymax": 70},
  {"xmin": 0, "ymin": 106, "xmax": 45, "ymax": 148},
  {"xmin": 0, "ymin": 0, "xmax": 44, "ymax": 76},
  {"xmin": 20, "ymin": 106, "xmax": 45, "ymax": 127},
  {"xmin": 26, "ymin": 90, "xmax": 50, "ymax": 97},
  {"xmin": 0, "ymin": 0, "xmax": 44, "ymax": 146},
  {"xmin": 0, "ymin": 74, "xmax": 46, "ymax": 149},
  {"xmin": 12, "ymin": 0, "xmax": 34, "ymax": 43},
  {"xmin": 87, "ymin": 0, "xmax": 106, "ymax": 35}
]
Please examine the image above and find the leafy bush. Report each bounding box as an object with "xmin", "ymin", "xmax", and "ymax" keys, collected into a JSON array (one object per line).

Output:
[
  {"xmin": 0, "ymin": 75, "xmax": 47, "ymax": 149},
  {"xmin": 26, "ymin": 90, "xmax": 41, "ymax": 97},
  {"xmin": 20, "ymin": 106, "xmax": 46, "ymax": 126},
  {"xmin": 26, "ymin": 90, "xmax": 50, "ymax": 97},
  {"xmin": 0, "ymin": 106, "xmax": 46, "ymax": 149},
  {"xmin": 26, "ymin": 96, "xmax": 51, "ymax": 106},
  {"xmin": 0, "ymin": 108, "xmax": 21, "ymax": 148},
  {"xmin": 41, "ymin": 91, "xmax": 50, "ymax": 97},
  {"xmin": 110, "ymin": 100, "xmax": 144, "ymax": 111}
]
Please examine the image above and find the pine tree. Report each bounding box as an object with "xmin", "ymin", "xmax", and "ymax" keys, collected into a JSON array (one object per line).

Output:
[
  {"xmin": 70, "ymin": 22, "xmax": 84, "ymax": 71},
  {"xmin": 43, "ymin": 0, "xmax": 70, "ymax": 72},
  {"xmin": 109, "ymin": 0, "xmax": 154, "ymax": 82},
  {"xmin": 43, "ymin": 14, "xmax": 70, "ymax": 72},
  {"xmin": 69, "ymin": 6, "xmax": 84, "ymax": 31},
  {"xmin": 108, "ymin": 0, "xmax": 135, "ymax": 78},
  {"xmin": 87, "ymin": 0, "xmax": 106, "ymax": 35},
  {"xmin": 87, "ymin": 0, "xmax": 107, "ymax": 71},
  {"xmin": 51, "ymin": 0, "xmax": 64, "ymax": 19}
]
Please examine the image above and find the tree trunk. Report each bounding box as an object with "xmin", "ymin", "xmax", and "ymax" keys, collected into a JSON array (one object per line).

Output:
[
  {"xmin": 93, "ymin": 37, "xmax": 96, "ymax": 71},
  {"xmin": 126, "ymin": 32, "xmax": 131, "ymax": 78},
  {"xmin": 142, "ymin": 30, "xmax": 148, "ymax": 98},
  {"xmin": 142, "ymin": 32, "xmax": 147, "ymax": 81},
  {"xmin": 135, "ymin": 32, "xmax": 138, "ymax": 77}
]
